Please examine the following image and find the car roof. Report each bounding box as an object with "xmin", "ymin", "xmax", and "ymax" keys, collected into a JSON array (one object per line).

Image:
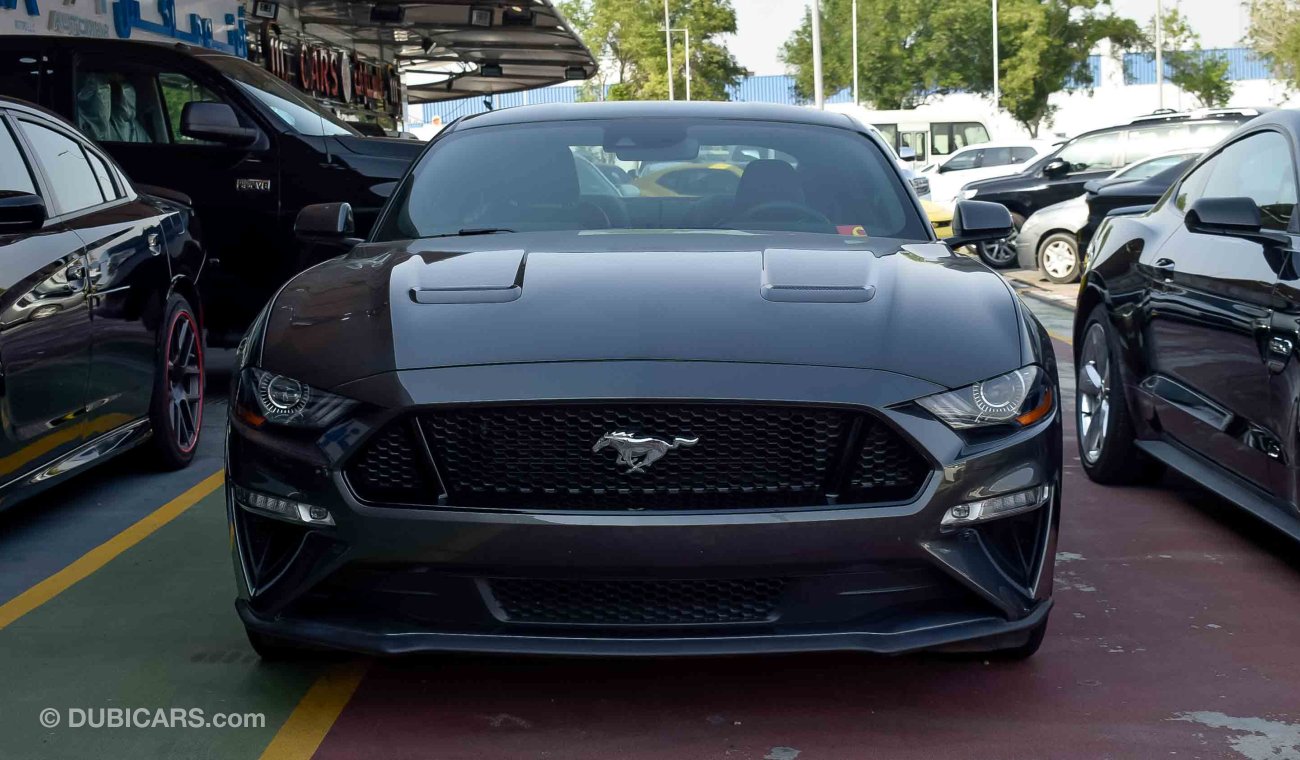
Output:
[
  {"xmin": 949, "ymin": 140, "xmax": 1052, "ymax": 152},
  {"xmin": 0, "ymin": 95, "xmax": 80, "ymax": 127},
  {"xmin": 453, "ymin": 101, "xmax": 863, "ymax": 132}
]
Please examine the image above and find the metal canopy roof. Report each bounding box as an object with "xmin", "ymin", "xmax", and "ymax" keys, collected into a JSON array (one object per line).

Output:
[{"xmin": 280, "ymin": 0, "xmax": 596, "ymax": 103}]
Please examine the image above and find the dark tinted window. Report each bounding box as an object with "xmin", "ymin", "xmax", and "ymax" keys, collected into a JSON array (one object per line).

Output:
[
  {"xmin": 86, "ymin": 148, "xmax": 120, "ymax": 200},
  {"xmin": 1200, "ymin": 131, "xmax": 1297, "ymax": 231},
  {"xmin": 1175, "ymin": 154, "xmax": 1218, "ymax": 213},
  {"xmin": 982, "ymin": 148, "xmax": 1013, "ymax": 166},
  {"xmin": 1011, "ymin": 147, "xmax": 1038, "ymax": 162},
  {"xmin": 0, "ymin": 119, "xmax": 37, "ymax": 194},
  {"xmin": 377, "ymin": 119, "xmax": 928, "ymax": 241},
  {"xmin": 942, "ymin": 149, "xmax": 980, "ymax": 171},
  {"xmin": 18, "ymin": 120, "xmax": 105, "ymax": 213},
  {"xmin": 0, "ymin": 50, "xmax": 45, "ymax": 105}
]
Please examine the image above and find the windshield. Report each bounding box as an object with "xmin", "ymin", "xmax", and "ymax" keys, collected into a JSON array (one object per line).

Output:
[
  {"xmin": 205, "ymin": 56, "xmax": 359, "ymax": 137},
  {"xmin": 374, "ymin": 118, "xmax": 929, "ymax": 241}
]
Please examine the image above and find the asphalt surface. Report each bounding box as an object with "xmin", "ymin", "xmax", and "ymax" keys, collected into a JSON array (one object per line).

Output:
[{"xmin": 2, "ymin": 295, "xmax": 1300, "ymax": 760}]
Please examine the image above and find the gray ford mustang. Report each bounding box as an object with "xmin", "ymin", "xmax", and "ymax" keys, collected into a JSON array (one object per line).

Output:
[{"xmin": 227, "ymin": 102, "xmax": 1061, "ymax": 660}]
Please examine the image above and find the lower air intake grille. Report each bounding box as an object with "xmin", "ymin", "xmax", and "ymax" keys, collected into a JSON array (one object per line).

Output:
[{"xmin": 488, "ymin": 577, "xmax": 788, "ymax": 625}]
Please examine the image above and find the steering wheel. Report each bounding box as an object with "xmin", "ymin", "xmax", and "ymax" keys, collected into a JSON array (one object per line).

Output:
[{"xmin": 729, "ymin": 201, "xmax": 833, "ymax": 230}]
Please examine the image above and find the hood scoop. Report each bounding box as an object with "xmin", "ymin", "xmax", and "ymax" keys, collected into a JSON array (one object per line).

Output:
[
  {"xmin": 409, "ymin": 249, "xmax": 525, "ymax": 304},
  {"xmin": 761, "ymin": 248, "xmax": 876, "ymax": 303}
]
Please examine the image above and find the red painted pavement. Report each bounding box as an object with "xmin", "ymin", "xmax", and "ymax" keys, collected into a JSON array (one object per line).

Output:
[{"xmin": 315, "ymin": 342, "xmax": 1300, "ymax": 760}]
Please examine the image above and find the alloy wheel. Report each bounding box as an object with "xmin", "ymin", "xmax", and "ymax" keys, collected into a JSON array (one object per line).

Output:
[
  {"xmin": 1078, "ymin": 322, "xmax": 1110, "ymax": 465},
  {"xmin": 1041, "ymin": 239, "xmax": 1077, "ymax": 280},
  {"xmin": 166, "ymin": 310, "xmax": 204, "ymax": 453},
  {"xmin": 979, "ymin": 227, "xmax": 1020, "ymax": 266}
]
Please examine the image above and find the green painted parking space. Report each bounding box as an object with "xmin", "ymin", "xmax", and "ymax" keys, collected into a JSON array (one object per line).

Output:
[{"xmin": 0, "ymin": 487, "xmax": 339, "ymax": 760}]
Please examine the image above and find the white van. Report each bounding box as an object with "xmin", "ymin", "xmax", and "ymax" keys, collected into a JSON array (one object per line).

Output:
[{"xmin": 826, "ymin": 105, "xmax": 994, "ymax": 166}]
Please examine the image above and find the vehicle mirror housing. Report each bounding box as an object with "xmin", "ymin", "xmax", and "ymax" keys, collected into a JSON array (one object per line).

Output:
[
  {"xmin": 180, "ymin": 102, "xmax": 257, "ymax": 146},
  {"xmin": 943, "ymin": 200, "xmax": 1015, "ymax": 248},
  {"xmin": 1042, "ymin": 158, "xmax": 1070, "ymax": 178},
  {"xmin": 1185, "ymin": 197, "xmax": 1291, "ymax": 245},
  {"xmin": 295, "ymin": 202, "xmax": 355, "ymax": 239},
  {"xmin": 898, "ymin": 145, "xmax": 917, "ymax": 162},
  {"xmin": 0, "ymin": 191, "xmax": 47, "ymax": 232}
]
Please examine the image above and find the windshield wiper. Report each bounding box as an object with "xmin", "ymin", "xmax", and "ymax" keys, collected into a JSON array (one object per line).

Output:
[{"xmin": 427, "ymin": 228, "xmax": 516, "ymax": 239}]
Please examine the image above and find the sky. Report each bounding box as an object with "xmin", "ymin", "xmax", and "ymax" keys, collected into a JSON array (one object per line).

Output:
[{"xmin": 727, "ymin": 0, "xmax": 1254, "ymax": 77}]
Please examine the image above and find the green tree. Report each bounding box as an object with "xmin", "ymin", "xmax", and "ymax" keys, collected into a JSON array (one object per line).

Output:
[
  {"xmin": 1138, "ymin": 7, "xmax": 1234, "ymax": 108},
  {"xmin": 779, "ymin": 0, "xmax": 1138, "ymax": 137},
  {"xmin": 558, "ymin": 0, "xmax": 748, "ymax": 101},
  {"xmin": 1248, "ymin": 0, "xmax": 1300, "ymax": 93}
]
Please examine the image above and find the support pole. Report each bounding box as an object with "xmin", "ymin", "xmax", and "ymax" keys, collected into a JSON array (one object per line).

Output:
[{"xmin": 811, "ymin": 0, "xmax": 824, "ymax": 109}]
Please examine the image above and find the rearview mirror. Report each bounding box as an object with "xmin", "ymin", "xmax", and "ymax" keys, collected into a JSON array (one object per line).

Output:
[
  {"xmin": 0, "ymin": 191, "xmax": 47, "ymax": 232},
  {"xmin": 181, "ymin": 102, "xmax": 257, "ymax": 146},
  {"xmin": 1042, "ymin": 158, "xmax": 1070, "ymax": 178},
  {"xmin": 295, "ymin": 202, "xmax": 355, "ymax": 240},
  {"xmin": 1184, "ymin": 196, "xmax": 1290, "ymax": 244},
  {"xmin": 943, "ymin": 200, "xmax": 1015, "ymax": 248}
]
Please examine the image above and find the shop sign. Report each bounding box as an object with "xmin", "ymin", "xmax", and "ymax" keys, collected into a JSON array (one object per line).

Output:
[{"xmin": 1, "ymin": 0, "xmax": 246, "ymax": 56}]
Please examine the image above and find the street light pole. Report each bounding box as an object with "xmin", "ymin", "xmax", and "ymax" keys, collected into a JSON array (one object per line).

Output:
[
  {"xmin": 851, "ymin": 0, "xmax": 859, "ymax": 105},
  {"xmin": 664, "ymin": 0, "xmax": 674, "ymax": 101},
  {"xmin": 811, "ymin": 0, "xmax": 824, "ymax": 109},
  {"xmin": 684, "ymin": 28, "xmax": 691, "ymax": 101},
  {"xmin": 1154, "ymin": 0, "xmax": 1164, "ymax": 109},
  {"xmin": 663, "ymin": 28, "xmax": 692, "ymax": 101},
  {"xmin": 992, "ymin": 0, "xmax": 1000, "ymax": 107}
]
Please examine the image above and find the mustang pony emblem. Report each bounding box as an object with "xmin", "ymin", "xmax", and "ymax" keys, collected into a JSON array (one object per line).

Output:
[{"xmin": 592, "ymin": 431, "xmax": 699, "ymax": 474}]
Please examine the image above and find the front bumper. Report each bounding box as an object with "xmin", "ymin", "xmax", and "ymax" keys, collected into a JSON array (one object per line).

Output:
[{"xmin": 227, "ymin": 361, "xmax": 1061, "ymax": 656}]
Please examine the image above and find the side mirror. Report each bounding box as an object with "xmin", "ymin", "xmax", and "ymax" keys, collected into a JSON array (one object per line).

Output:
[
  {"xmin": 1042, "ymin": 158, "xmax": 1070, "ymax": 178},
  {"xmin": 1183, "ymin": 196, "xmax": 1291, "ymax": 245},
  {"xmin": 0, "ymin": 191, "xmax": 47, "ymax": 232},
  {"xmin": 181, "ymin": 102, "xmax": 257, "ymax": 146},
  {"xmin": 898, "ymin": 145, "xmax": 917, "ymax": 162},
  {"xmin": 295, "ymin": 202, "xmax": 355, "ymax": 240},
  {"xmin": 942, "ymin": 200, "xmax": 1015, "ymax": 248}
]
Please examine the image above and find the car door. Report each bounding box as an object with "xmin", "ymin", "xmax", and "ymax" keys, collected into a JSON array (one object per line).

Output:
[
  {"xmin": 0, "ymin": 111, "xmax": 94, "ymax": 490},
  {"xmin": 1140, "ymin": 130, "xmax": 1298, "ymax": 492},
  {"xmin": 64, "ymin": 137, "xmax": 171, "ymax": 432},
  {"xmin": 1038, "ymin": 131, "xmax": 1121, "ymax": 210}
]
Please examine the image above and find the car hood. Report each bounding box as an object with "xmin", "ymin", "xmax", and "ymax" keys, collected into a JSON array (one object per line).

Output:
[{"xmin": 260, "ymin": 231, "xmax": 1026, "ymax": 391}]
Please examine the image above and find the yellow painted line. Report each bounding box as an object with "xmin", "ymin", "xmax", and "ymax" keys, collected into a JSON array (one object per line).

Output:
[
  {"xmin": 0, "ymin": 469, "xmax": 224, "ymax": 631},
  {"xmin": 1048, "ymin": 330, "xmax": 1073, "ymax": 346},
  {"xmin": 259, "ymin": 659, "xmax": 371, "ymax": 760}
]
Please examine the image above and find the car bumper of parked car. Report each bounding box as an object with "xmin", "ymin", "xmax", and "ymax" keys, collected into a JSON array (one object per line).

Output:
[{"xmin": 227, "ymin": 362, "xmax": 1061, "ymax": 657}]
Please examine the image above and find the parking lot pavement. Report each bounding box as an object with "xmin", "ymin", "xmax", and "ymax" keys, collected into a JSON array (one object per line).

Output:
[{"xmin": 2, "ymin": 303, "xmax": 1300, "ymax": 760}]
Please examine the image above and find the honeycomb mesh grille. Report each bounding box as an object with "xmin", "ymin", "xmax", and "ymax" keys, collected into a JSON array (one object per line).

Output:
[
  {"xmin": 345, "ymin": 403, "xmax": 931, "ymax": 510},
  {"xmin": 845, "ymin": 423, "xmax": 933, "ymax": 502},
  {"xmin": 346, "ymin": 422, "xmax": 432, "ymax": 503},
  {"xmin": 489, "ymin": 577, "xmax": 788, "ymax": 625},
  {"xmin": 421, "ymin": 403, "xmax": 847, "ymax": 509}
]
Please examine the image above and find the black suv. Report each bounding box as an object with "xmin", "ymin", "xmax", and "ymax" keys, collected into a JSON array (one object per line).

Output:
[
  {"xmin": 961, "ymin": 108, "xmax": 1266, "ymax": 268},
  {"xmin": 0, "ymin": 39, "xmax": 423, "ymax": 344}
]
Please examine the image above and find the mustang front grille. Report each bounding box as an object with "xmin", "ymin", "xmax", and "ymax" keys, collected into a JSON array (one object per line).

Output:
[{"xmin": 344, "ymin": 403, "xmax": 930, "ymax": 510}]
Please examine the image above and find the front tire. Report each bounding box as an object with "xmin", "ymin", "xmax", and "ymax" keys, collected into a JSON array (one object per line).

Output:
[
  {"xmin": 148, "ymin": 294, "xmax": 204, "ymax": 470},
  {"xmin": 976, "ymin": 212, "xmax": 1025, "ymax": 269},
  {"xmin": 1077, "ymin": 305, "xmax": 1155, "ymax": 484},
  {"xmin": 1038, "ymin": 232, "xmax": 1081, "ymax": 284}
]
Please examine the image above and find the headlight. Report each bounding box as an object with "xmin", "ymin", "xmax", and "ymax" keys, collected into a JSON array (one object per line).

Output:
[
  {"xmin": 236, "ymin": 367, "xmax": 357, "ymax": 429},
  {"xmin": 909, "ymin": 176, "xmax": 931, "ymax": 197},
  {"xmin": 959, "ymin": 188, "xmax": 979, "ymax": 200},
  {"xmin": 917, "ymin": 366, "xmax": 1053, "ymax": 430}
]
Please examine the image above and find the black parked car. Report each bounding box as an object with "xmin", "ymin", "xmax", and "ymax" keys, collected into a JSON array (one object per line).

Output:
[
  {"xmin": 1076, "ymin": 109, "xmax": 1300, "ymax": 541},
  {"xmin": 961, "ymin": 109, "xmax": 1263, "ymax": 268},
  {"xmin": 1077, "ymin": 156, "xmax": 1198, "ymax": 254},
  {"xmin": 0, "ymin": 39, "xmax": 423, "ymax": 346},
  {"xmin": 228, "ymin": 102, "xmax": 1062, "ymax": 660},
  {"xmin": 0, "ymin": 97, "xmax": 205, "ymax": 511}
]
